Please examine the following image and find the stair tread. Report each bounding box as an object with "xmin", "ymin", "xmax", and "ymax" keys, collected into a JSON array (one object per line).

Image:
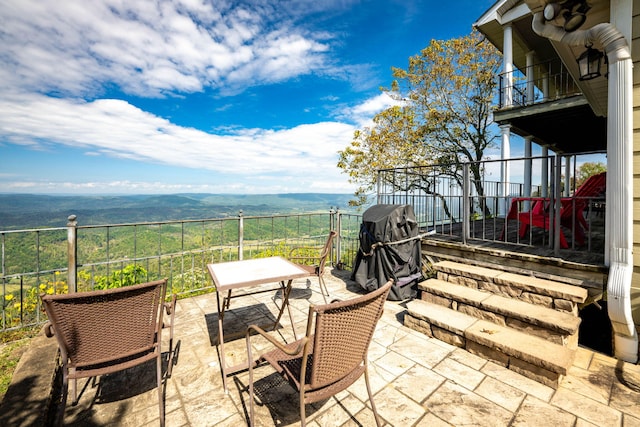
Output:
[
  {"xmin": 419, "ymin": 278, "xmax": 580, "ymax": 334},
  {"xmin": 483, "ymin": 294, "xmax": 580, "ymax": 334},
  {"xmin": 434, "ymin": 260, "xmax": 588, "ymax": 303},
  {"xmin": 466, "ymin": 320, "xmax": 574, "ymax": 375},
  {"xmin": 406, "ymin": 299, "xmax": 574, "ymax": 375},
  {"xmin": 419, "ymin": 278, "xmax": 490, "ymax": 305},
  {"xmin": 406, "ymin": 299, "xmax": 476, "ymax": 335},
  {"xmin": 495, "ymin": 272, "xmax": 587, "ymax": 303}
]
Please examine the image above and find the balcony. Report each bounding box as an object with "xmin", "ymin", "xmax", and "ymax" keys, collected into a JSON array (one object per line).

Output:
[{"xmin": 495, "ymin": 59, "xmax": 606, "ymax": 154}]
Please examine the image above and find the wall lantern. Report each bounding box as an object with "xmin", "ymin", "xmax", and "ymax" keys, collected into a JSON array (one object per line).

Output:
[{"xmin": 577, "ymin": 45, "xmax": 604, "ymax": 81}]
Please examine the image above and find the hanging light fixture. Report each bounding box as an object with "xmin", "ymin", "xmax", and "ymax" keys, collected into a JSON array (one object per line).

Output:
[{"xmin": 577, "ymin": 45, "xmax": 604, "ymax": 80}]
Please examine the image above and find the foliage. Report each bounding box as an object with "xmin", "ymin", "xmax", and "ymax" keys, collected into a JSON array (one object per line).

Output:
[
  {"xmin": 93, "ymin": 264, "xmax": 148, "ymax": 289},
  {"xmin": 576, "ymin": 162, "xmax": 606, "ymax": 188},
  {"xmin": 338, "ymin": 30, "xmax": 501, "ymax": 208},
  {"xmin": 1, "ymin": 212, "xmax": 338, "ymax": 332}
]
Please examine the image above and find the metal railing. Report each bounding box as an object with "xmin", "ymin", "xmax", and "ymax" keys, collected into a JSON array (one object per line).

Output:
[
  {"xmin": 1, "ymin": 210, "xmax": 362, "ymax": 331},
  {"xmin": 377, "ymin": 153, "xmax": 606, "ymax": 254},
  {"xmin": 498, "ymin": 59, "xmax": 582, "ymax": 108}
]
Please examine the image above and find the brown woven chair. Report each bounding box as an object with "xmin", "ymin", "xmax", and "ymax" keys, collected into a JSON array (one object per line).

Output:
[
  {"xmin": 41, "ymin": 279, "xmax": 176, "ymax": 426},
  {"xmin": 245, "ymin": 278, "xmax": 392, "ymax": 427},
  {"xmin": 288, "ymin": 230, "xmax": 337, "ymax": 303}
]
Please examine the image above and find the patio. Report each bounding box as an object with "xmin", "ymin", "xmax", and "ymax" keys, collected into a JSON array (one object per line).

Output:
[{"xmin": 8, "ymin": 267, "xmax": 640, "ymax": 426}]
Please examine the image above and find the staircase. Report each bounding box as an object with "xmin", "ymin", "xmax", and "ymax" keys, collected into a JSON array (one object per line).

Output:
[{"xmin": 404, "ymin": 260, "xmax": 589, "ymax": 388}]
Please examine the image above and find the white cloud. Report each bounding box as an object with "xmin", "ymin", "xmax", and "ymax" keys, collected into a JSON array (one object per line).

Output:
[
  {"xmin": 340, "ymin": 92, "xmax": 403, "ymax": 127},
  {"xmin": 0, "ymin": 0, "xmax": 338, "ymax": 97},
  {"xmin": 0, "ymin": 0, "xmax": 389, "ymax": 195},
  {"xmin": 0, "ymin": 88, "xmax": 399, "ymax": 193},
  {"xmin": 0, "ymin": 92, "xmax": 366, "ymax": 192}
]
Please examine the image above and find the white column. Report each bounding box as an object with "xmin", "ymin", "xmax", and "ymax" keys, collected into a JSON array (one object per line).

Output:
[
  {"xmin": 526, "ymin": 52, "xmax": 535, "ymax": 105},
  {"xmin": 503, "ymin": 24, "xmax": 513, "ymax": 107},
  {"xmin": 564, "ymin": 156, "xmax": 571, "ymax": 196},
  {"xmin": 500, "ymin": 124, "xmax": 511, "ymax": 216}
]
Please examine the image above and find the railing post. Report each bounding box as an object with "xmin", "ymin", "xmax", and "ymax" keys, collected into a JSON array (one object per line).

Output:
[
  {"xmin": 376, "ymin": 170, "xmax": 382, "ymax": 204},
  {"xmin": 552, "ymin": 156, "xmax": 561, "ymax": 254},
  {"xmin": 238, "ymin": 210, "xmax": 244, "ymax": 260},
  {"xmin": 462, "ymin": 164, "xmax": 470, "ymax": 245},
  {"xmin": 334, "ymin": 208, "xmax": 342, "ymax": 269},
  {"xmin": 67, "ymin": 215, "xmax": 77, "ymax": 293}
]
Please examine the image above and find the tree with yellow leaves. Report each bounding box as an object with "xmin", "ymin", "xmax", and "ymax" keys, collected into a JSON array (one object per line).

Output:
[{"xmin": 338, "ymin": 30, "xmax": 501, "ymax": 211}]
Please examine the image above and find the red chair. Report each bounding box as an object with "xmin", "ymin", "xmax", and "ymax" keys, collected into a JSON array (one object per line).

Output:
[{"xmin": 504, "ymin": 172, "xmax": 606, "ymax": 248}]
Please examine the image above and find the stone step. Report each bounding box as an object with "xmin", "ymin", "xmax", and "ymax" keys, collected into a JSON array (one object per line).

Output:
[
  {"xmin": 433, "ymin": 260, "xmax": 588, "ymax": 312},
  {"xmin": 419, "ymin": 279, "xmax": 581, "ymax": 345},
  {"xmin": 405, "ymin": 299, "xmax": 575, "ymax": 388}
]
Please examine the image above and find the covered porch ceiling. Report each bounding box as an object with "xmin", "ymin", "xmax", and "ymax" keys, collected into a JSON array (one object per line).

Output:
[{"xmin": 493, "ymin": 95, "xmax": 607, "ymax": 154}]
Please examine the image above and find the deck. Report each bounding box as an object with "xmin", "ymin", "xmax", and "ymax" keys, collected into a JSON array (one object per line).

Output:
[{"xmin": 3, "ymin": 267, "xmax": 639, "ymax": 426}]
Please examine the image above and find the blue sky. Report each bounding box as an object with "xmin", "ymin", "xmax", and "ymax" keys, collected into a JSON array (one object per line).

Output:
[{"xmin": 0, "ymin": 0, "xmax": 495, "ymax": 195}]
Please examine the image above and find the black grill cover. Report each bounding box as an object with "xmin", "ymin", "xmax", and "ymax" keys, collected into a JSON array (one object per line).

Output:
[{"xmin": 351, "ymin": 204, "xmax": 422, "ymax": 300}]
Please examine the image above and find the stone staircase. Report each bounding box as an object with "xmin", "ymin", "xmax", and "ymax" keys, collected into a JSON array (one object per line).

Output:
[{"xmin": 404, "ymin": 260, "xmax": 589, "ymax": 388}]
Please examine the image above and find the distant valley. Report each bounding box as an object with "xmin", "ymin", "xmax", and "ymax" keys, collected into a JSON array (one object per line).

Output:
[{"xmin": 0, "ymin": 193, "xmax": 359, "ymax": 229}]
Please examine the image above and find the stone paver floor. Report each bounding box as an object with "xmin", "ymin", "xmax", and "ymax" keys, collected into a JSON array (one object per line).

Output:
[{"xmin": 61, "ymin": 268, "xmax": 640, "ymax": 426}]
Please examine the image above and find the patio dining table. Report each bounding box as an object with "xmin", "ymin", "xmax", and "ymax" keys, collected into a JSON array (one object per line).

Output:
[{"xmin": 206, "ymin": 256, "xmax": 310, "ymax": 392}]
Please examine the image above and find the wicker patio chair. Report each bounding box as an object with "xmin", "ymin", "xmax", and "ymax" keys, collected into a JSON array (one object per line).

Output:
[
  {"xmin": 288, "ymin": 230, "xmax": 337, "ymax": 303},
  {"xmin": 245, "ymin": 278, "xmax": 393, "ymax": 427},
  {"xmin": 41, "ymin": 279, "xmax": 175, "ymax": 426}
]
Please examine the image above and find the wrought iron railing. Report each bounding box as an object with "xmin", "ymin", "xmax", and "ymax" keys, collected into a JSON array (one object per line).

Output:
[
  {"xmin": 498, "ymin": 59, "xmax": 582, "ymax": 108},
  {"xmin": 377, "ymin": 153, "xmax": 606, "ymax": 254}
]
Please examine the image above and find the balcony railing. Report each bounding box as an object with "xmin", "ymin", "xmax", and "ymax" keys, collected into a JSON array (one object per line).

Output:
[
  {"xmin": 498, "ymin": 59, "xmax": 582, "ymax": 109},
  {"xmin": 377, "ymin": 153, "xmax": 606, "ymax": 255},
  {"xmin": 1, "ymin": 210, "xmax": 363, "ymax": 331}
]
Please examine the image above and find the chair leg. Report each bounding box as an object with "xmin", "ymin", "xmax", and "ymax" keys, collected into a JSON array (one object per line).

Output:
[
  {"xmin": 300, "ymin": 389, "xmax": 306, "ymax": 427},
  {"xmin": 247, "ymin": 338, "xmax": 256, "ymax": 427},
  {"xmin": 55, "ymin": 370, "xmax": 70, "ymax": 426},
  {"xmin": 318, "ymin": 276, "xmax": 329, "ymax": 304},
  {"xmin": 166, "ymin": 327, "xmax": 175, "ymax": 378},
  {"xmin": 518, "ymin": 222, "xmax": 529, "ymax": 238},
  {"xmin": 364, "ymin": 364, "xmax": 382, "ymax": 427},
  {"xmin": 71, "ymin": 377, "xmax": 77, "ymax": 404},
  {"xmin": 157, "ymin": 355, "xmax": 165, "ymax": 427}
]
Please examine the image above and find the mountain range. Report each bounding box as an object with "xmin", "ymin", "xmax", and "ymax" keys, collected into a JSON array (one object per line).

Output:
[{"xmin": 0, "ymin": 193, "xmax": 359, "ymax": 229}]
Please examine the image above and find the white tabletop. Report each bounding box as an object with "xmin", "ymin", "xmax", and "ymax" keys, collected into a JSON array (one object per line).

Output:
[{"xmin": 207, "ymin": 256, "xmax": 310, "ymax": 291}]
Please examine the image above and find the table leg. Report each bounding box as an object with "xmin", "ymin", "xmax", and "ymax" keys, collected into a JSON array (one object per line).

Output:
[
  {"xmin": 215, "ymin": 290, "xmax": 229, "ymax": 393},
  {"xmin": 272, "ymin": 280, "xmax": 298, "ymax": 341}
]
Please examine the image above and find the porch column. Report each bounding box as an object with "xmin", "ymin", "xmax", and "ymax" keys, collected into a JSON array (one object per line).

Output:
[
  {"xmin": 500, "ymin": 124, "xmax": 511, "ymax": 216},
  {"xmin": 503, "ymin": 24, "xmax": 513, "ymax": 107},
  {"xmin": 564, "ymin": 156, "xmax": 571, "ymax": 196},
  {"xmin": 524, "ymin": 136, "xmax": 533, "ymax": 211},
  {"xmin": 541, "ymin": 146, "xmax": 549, "ymax": 197},
  {"xmin": 526, "ymin": 51, "xmax": 535, "ymax": 105}
]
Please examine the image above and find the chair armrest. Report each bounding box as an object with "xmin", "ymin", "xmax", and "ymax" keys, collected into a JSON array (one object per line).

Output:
[
  {"xmin": 246, "ymin": 324, "xmax": 308, "ymax": 357},
  {"xmin": 164, "ymin": 294, "xmax": 177, "ymax": 315},
  {"xmin": 163, "ymin": 294, "xmax": 177, "ymax": 331},
  {"xmin": 43, "ymin": 321, "xmax": 55, "ymax": 338}
]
